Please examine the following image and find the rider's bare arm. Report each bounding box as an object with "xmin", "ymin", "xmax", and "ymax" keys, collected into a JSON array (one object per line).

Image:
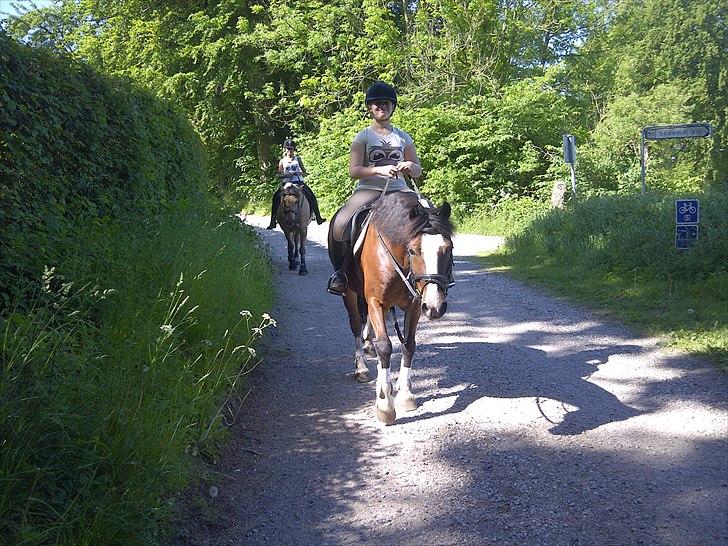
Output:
[
  {"xmin": 297, "ymin": 156, "xmax": 308, "ymax": 177},
  {"xmin": 397, "ymin": 144, "xmax": 423, "ymax": 178}
]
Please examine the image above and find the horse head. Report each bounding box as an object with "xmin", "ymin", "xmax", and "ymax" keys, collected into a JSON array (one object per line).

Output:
[
  {"xmin": 407, "ymin": 200, "xmax": 453, "ymax": 320},
  {"xmin": 280, "ymin": 183, "xmax": 303, "ymax": 229}
]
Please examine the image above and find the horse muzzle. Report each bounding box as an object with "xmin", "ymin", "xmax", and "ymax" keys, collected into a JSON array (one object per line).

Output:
[
  {"xmin": 422, "ymin": 299, "xmax": 447, "ymax": 320},
  {"xmin": 284, "ymin": 211, "xmax": 297, "ymax": 227}
]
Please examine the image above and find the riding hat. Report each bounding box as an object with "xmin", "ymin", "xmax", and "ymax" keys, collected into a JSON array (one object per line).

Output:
[
  {"xmin": 365, "ymin": 81, "xmax": 397, "ymax": 108},
  {"xmin": 283, "ymin": 138, "xmax": 296, "ymax": 149}
]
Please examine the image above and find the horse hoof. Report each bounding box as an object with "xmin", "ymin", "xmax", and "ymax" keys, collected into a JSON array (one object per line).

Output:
[
  {"xmin": 395, "ymin": 394, "xmax": 418, "ymax": 412},
  {"xmin": 299, "ymin": 268, "xmax": 308, "ymax": 276},
  {"xmin": 376, "ymin": 407, "xmax": 396, "ymax": 425},
  {"xmin": 355, "ymin": 369, "xmax": 372, "ymax": 383}
]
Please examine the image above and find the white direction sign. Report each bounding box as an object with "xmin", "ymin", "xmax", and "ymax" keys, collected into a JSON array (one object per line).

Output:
[{"xmin": 643, "ymin": 123, "xmax": 712, "ymax": 140}]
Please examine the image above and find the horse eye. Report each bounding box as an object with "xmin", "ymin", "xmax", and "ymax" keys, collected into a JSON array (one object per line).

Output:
[{"xmin": 407, "ymin": 248, "xmax": 417, "ymax": 256}]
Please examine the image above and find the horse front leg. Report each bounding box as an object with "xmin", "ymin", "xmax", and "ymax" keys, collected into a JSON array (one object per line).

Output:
[
  {"xmin": 298, "ymin": 227, "xmax": 308, "ymax": 276},
  {"xmin": 396, "ymin": 303, "xmax": 421, "ymax": 412},
  {"xmin": 368, "ymin": 302, "xmax": 395, "ymax": 425},
  {"xmin": 286, "ymin": 231, "xmax": 297, "ymax": 270},
  {"xmin": 343, "ymin": 291, "xmax": 370, "ymax": 382}
]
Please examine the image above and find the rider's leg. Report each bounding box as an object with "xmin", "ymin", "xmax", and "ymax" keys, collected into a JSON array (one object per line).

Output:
[
  {"xmin": 327, "ymin": 189, "xmax": 381, "ymax": 295},
  {"xmin": 267, "ymin": 189, "xmax": 282, "ymax": 229},
  {"xmin": 301, "ymin": 185, "xmax": 326, "ymax": 225}
]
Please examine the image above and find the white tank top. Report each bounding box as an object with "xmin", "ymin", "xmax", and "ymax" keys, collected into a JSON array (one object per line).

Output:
[{"xmin": 281, "ymin": 156, "xmax": 303, "ymax": 183}]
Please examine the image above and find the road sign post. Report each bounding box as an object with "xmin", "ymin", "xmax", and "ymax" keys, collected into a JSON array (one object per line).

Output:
[
  {"xmin": 562, "ymin": 134, "xmax": 577, "ymax": 197},
  {"xmin": 640, "ymin": 123, "xmax": 713, "ymax": 194}
]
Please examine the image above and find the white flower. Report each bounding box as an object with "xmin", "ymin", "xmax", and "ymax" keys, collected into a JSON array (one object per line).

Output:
[
  {"xmin": 239, "ymin": 310, "xmax": 252, "ymax": 318},
  {"xmin": 160, "ymin": 324, "xmax": 174, "ymax": 334}
]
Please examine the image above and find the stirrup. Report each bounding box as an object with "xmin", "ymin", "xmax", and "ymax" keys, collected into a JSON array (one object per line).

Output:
[{"xmin": 327, "ymin": 271, "xmax": 348, "ymax": 295}]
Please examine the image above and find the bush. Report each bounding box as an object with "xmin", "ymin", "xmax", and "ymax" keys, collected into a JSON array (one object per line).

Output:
[
  {"xmin": 509, "ymin": 189, "xmax": 728, "ymax": 281},
  {"xmin": 0, "ymin": 33, "xmax": 204, "ymax": 310}
]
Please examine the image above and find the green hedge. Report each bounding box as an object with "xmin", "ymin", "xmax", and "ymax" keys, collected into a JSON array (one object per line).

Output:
[
  {"xmin": 0, "ymin": 34, "xmax": 275, "ymax": 542},
  {"xmin": 0, "ymin": 32, "xmax": 204, "ymax": 309}
]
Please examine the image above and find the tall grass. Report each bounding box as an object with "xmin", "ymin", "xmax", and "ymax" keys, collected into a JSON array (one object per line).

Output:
[
  {"xmin": 481, "ymin": 190, "xmax": 728, "ymax": 369},
  {"xmin": 0, "ymin": 201, "xmax": 274, "ymax": 543}
]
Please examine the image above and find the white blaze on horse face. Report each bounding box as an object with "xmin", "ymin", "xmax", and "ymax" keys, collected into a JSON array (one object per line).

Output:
[{"xmin": 420, "ymin": 234, "xmax": 447, "ymax": 308}]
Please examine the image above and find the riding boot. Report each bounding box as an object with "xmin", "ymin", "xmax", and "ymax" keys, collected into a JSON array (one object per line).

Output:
[
  {"xmin": 327, "ymin": 238, "xmax": 349, "ymax": 295},
  {"xmin": 267, "ymin": 190, "xmax": 281, "ymax": 229},
  {"xmin": 302, "ymin": 185, "xmax": 327, "ymax": 225}
]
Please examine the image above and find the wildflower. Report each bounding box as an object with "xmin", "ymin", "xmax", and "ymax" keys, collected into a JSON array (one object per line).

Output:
[
  {"xmin": 239, "ymin": 310, "xmax": 252, "ymax": 318},
  {"xmin": 160, "ymin": 324, "xmax": 174, "ymax": 334}
]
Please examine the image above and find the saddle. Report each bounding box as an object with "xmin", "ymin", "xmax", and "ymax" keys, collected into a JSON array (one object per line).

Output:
[{"xmin": 350, "ymin": 206, "xmax": 374, "ymax": 257}]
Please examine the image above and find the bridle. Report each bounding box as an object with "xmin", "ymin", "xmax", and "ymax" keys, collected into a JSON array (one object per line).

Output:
[
  {"xmin": 377, "ymin": 232, "xmax": 454, "ymax": 302},
  {"xmin": 282, "ymin": 187, "xmax": 303, "ymax": 226}
]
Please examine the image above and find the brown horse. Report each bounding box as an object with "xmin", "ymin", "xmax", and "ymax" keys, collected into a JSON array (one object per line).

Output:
[
  {"xmin": 276, "ymin": 183, "xmax": 311, "ymax": 275},
  {"xmin": 339, "ymin": 192, "xmax": 454, "ymax": 424}
]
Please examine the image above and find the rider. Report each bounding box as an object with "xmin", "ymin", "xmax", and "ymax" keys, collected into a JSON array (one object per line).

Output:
[
  {"xmin": 327, "ymin": 81, "xmax": 423, "ymax": 295},
  {"xmin": 267, "ymin": 139, "xmax": 326, "ymax": 229}
]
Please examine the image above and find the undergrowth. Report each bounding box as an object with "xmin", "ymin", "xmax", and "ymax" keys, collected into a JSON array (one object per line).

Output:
[
  {"xmin": 0, "ymin": 202, "xmax": 275, "ymax": 543},
  {"xmin": 476, "ymin": 190, "xmax": 727, "ymax": 369}
]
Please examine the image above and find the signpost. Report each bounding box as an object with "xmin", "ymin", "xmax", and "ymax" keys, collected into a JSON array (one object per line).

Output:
[
  {"xmin": 562, "ymin": 134, "xmax": 577, "ymax": 196},
  {"xmin": 675, "ymin": 199, "xmax": 700, "ymax": 249},
  {"xmin": 640, "ymin": 123, "xmax": 713, "ymax": 193}
]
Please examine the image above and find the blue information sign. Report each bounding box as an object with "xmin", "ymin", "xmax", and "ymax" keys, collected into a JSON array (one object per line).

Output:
[
  {"xmin": 675, "ymin": 199, "xmax": 699, "ymax": 224},
  {"xmin": 675, "ymin": 225, "xmax": 698, "ymax": 249}
]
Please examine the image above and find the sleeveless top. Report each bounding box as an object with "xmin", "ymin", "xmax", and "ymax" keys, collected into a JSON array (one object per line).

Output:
[
  {"xmin": 352, "ymin": 126, "xmax": 414, "ymax": 191},
  {"xmin": 280, "ymin": 156, "xmax": 304, "ymax": 184}
]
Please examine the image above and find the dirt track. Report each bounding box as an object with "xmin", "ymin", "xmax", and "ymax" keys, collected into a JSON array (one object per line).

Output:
[{"xmin": 173, "ymin": 216, "xmax": 728, "ymax": 545}]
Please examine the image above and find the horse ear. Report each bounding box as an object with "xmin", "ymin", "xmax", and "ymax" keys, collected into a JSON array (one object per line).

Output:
[{"xmin": 438, "ymin": 202, "xmax": 451, "ymax": 219}]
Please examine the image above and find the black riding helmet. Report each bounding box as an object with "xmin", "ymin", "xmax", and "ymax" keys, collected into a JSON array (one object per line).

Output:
[
  {"xmin": 283, "ymin": 138, "xmax": 296, "ymax": 149},
  {"xmin": 365, "ymin": 81, "xmax": 397, "ymax": 111}
]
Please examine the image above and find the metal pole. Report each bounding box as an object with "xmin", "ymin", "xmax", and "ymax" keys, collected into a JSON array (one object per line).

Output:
[
  {"xmin": 570, "ymin": 163, "xmax": 576, "ymax": 197},
  {"xmin": 640, "ymin": 131, "xmax": 646, "ymax": 194}
]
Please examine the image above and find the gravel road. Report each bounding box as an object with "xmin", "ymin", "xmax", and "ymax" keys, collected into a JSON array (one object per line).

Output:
[{"xmin": 174, "ymin": 215, "xmax": 728, "ymax": 545}]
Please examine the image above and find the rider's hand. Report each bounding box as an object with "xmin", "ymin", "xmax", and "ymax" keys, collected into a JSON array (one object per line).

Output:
[
  {"xmin": 378, "ymin": 165, "xmax": 399, "ymax": 178},
  {"xmin": 396, "ymin": 161, "xmax": 413, "ymax": 174}
]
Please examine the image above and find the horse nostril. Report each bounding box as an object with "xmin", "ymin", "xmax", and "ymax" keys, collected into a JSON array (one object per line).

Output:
[{"xmin": 421, "ymin": 302, "xmax": 428, "ymax": 314}]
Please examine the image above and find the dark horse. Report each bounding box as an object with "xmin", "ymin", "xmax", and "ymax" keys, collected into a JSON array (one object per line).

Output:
[
  {"xmin": 276, "ymin": 183, "xmax": 311, "ymax": 275},
  {"xmin": 336, "ymin": 192, "xmax": 454, "ymax": 424}
]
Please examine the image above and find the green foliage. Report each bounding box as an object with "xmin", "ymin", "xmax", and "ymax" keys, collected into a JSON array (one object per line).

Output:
[
  {"xmin": 457, "ymin": 196, "xmax": 549, "ymax": 237},
  {"xmin": 487, "ymin": 189, "xmax": 728, "ymax": 367},
  {"xmin": 0, "ymin": 34, "xmax": 276, "ymax": 543},
  {"xmin": 0, "ymin": 32, "xmax": 205, "ymax": 310},
  {"xmin": 304, "ymin": 74, "xmax": 573, "ymax": 215},
  {"xmin": 510, "ymin": 190, "xmax": 728, "ymax": 281},
  {"xmin": 0, "ymin": 204, "xmax": 275, "ymax": 543}
]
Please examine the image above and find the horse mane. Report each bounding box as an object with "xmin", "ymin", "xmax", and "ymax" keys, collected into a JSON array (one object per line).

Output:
[{"xmin": 370, "ymin": 192, "xmax": 454, "ymax": 247}]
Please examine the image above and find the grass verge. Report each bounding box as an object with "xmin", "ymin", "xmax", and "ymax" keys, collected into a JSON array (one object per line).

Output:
[
  {"xmin": 467, "ymin": 191, "xmax": 727, "ymax": 370},
  {"xmin": 0, "ymin": 200, "xmax": 274, "ymax": 543}
]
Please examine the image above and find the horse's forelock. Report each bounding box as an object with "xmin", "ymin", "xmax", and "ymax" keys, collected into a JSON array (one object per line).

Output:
[{"xmin": 372, "ymin": 193, "xmax": 453, "ymax": 246}]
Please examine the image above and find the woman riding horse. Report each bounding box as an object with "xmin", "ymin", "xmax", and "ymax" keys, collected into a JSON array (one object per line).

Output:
[
  {"xmin": 327, "ymin": 82, "xmax": 454, "ymax": 425},
  {"xmin": 327, "ymin": 81, "xmax": 422, "ymax": 295},
  {"xmin": 267, "ymin": 139, "xmax": 326, "ymax": 230}
]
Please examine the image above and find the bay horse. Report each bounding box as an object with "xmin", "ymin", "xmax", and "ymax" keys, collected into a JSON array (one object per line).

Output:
[
  {"xmin": 276, "ymin": 183, "xmax": 311, "ymax": 275},
  {"xmin": 340, "ymin": 192, "xmax": 454, "ymax": 425}
]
